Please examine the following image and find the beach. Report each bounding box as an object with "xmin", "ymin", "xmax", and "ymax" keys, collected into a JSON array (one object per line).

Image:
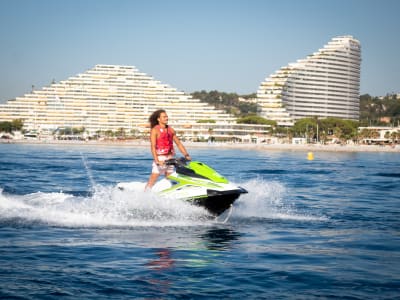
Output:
[{"xmin": 2, "ymin": 138, "xmax": 400, "ymax": 153}]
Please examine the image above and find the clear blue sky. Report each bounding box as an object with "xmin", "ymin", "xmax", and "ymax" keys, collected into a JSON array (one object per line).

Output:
[{"xmin": 0, "ymin": 0, "xmax": 399, "ymax": 103}]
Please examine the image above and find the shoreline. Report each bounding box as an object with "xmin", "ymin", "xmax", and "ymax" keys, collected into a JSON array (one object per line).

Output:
[{"xmin": 2, "ymin": 139, "xmax": 400, "ymax": 153}]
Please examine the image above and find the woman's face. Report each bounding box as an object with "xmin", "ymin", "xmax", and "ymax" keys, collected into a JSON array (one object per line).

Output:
[{"xmin": 158, "ymin": 112, "xmax": 169, "ymax": 125}]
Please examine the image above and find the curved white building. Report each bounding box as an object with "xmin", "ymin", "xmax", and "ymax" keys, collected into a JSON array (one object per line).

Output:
[
  {"xmin": 257, "ymin": 36, "xmax": 361, "ymax": 125},
  {"xmin": 0, "ymin": 64, "xmax": 235, "ymax": 134}
]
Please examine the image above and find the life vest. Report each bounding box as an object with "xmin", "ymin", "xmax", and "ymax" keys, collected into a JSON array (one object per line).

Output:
[{"xmin": 155, "ymin": 125, "xmax": 174, "ymax": 155}]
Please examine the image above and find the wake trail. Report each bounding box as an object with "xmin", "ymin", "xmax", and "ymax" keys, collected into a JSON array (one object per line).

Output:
[
  {"xmin": 0, "ymin": 178, "xmax": 327, "ymax": 228},
  {"xmin": 80, "ymin": 152, "xmax": 96, "ymax": 193}
]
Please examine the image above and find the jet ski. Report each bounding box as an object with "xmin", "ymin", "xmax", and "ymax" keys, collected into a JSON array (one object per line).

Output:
[{"xmin": 118, "ymin": 158, "xmax": 247, "ymax": 216}]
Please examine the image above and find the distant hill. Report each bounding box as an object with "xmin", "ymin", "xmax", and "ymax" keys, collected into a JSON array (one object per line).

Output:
[
  {"xmin": 360, "ymin": 93, "xmax": 400, "ymax": 126},
  {"xmin": 192, "ymin": 90, "xmax": 400, "ymax": 125},
  {"xmin": 191, "ymin": 90, "xmax": 257, "ymax": 117}
]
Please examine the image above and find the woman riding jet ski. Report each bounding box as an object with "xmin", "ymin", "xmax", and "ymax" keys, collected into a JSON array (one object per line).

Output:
[
  {"xmin": 118, "ymin": 157, "xmax": 247, "ymax": 216},
  {"xmin": 132, "ymin": 109, "xmax": 246, "ymax": 216}
]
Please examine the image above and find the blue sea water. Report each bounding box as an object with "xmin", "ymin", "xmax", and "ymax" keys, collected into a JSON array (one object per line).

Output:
[{"xmin": 0, "ymin": 143, "xmax": 399, "ymax": 299}]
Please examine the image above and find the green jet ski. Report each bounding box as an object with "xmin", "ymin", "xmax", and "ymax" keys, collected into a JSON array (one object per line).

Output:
[{"xmin": 118, "ymin": 157, "xmax": 247, "ymax": 216}]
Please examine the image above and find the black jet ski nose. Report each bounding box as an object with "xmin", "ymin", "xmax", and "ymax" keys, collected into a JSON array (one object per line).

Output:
[{"xmin": 239, "ymin": 186, "xmax": 248, "ymax": 194}]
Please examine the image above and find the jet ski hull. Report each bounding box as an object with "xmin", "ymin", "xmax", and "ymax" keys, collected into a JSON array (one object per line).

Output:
[
  {"xmin": 192, "ymin": 188, "xmax": 247, "ymax": 216},
  {"xmin": 155, "ymin": 177, "xmax": 247, "ymax": 216}
]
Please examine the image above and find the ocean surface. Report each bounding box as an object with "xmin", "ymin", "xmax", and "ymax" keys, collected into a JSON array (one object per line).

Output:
[{"xmin": 0, "ymin": 143, "xmax": 399, "ymax": 299}]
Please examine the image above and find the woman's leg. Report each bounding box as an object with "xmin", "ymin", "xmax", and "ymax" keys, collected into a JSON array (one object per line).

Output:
[{"xmin": 145, "ymin": 173, "xmax": 159, "ymax": 191}]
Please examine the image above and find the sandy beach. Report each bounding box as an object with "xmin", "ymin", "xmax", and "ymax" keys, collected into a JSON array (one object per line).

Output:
[{"xmin": 2, "ymin": 138, "xmax": 400, "ymax": 153}]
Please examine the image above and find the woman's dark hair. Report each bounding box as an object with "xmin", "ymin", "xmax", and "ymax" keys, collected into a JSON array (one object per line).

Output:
[{"xmin": 149, "ymin": 109, "xmax": 166, "ymax": 128}]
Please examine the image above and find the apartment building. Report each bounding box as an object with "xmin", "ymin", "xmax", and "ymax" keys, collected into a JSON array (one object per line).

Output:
[
  {"xmin": 257, "ymin": 36, "xmax": 361, "ymax": 125},
  {"xmin": 0, "ymin": 64, "xmax": 272, "ymax": 141},
  {"xmin": 0, "ymin": 65, "xmax": 230, "ymax": 132}
]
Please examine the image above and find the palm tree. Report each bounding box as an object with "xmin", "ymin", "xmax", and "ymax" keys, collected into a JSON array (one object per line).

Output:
[
  {"xmin": 371, "ymin": 130, "xmax": 380, "ymax": 139},
  {"xmin": 208, "ymin": 127, "xmax": 214, "ymax": 142},
  {"xmin": 384, "ymin": 131, "xmax": 391, "ymax": 140},
  {"xmin": 391, "ymin": 131, "xmax": 399, "ymax": 144}
]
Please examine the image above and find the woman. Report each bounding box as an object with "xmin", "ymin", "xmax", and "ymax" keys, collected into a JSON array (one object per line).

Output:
[{"xmin": 145, "ymin": 109, "xmax": 191, "ymax": 190}]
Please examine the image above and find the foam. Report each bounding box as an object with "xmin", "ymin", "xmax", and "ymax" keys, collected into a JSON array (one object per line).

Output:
[
  {"xmin": 0, "ymin": 179, "xmax": 327, "ymax": 227},
  {"xmin": 232, "ymin": 179, "xmax": 328, "ymax": 222},
  {"xmin": 0, "ymin": 184, "xmax": 210, "ymax": 227}
]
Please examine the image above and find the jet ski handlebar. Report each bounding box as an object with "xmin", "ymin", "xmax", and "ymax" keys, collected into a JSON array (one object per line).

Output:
[{"xmin": 164, "ymin": 157, "xmax": 189, "ymax": 166}]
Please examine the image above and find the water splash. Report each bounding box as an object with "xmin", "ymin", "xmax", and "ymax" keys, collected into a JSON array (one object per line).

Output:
[
  {"xmin": 80, "ymin": 152, "xmax": 96, "ymax": 192},
  {"xmin": 0, "ymin": 178, "xmax": 326, "ymax": 228},
  {"xmin": 233, "ymin": 179, "xmax": 327, "ymax": 221},
  {"xmin": 0, "ymin": 184, "xmax": 210, "ymax": 228}
]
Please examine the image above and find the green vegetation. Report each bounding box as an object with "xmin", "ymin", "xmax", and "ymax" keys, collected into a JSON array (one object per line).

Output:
[
  {"xmin": 197, "ymin": 119, "xmax": 216, "ymax": 123},
  {"xmin": 192, "ymin": 90, "xmax": 400, "ymax": 126},
  {"xmin": 191, "ymin": 90, "xmax": 400, "ymax": 143},
  {"xmin": 360, "ymin": 93, "xmax": 400, "ymax": 126},
  {"xmin": 237, "ymin": 115, "xmax": 277, "ymax": 126},
  {"xmin": 57, "ymin": 127, "xmax": 85, "ymax": 135},
  {"xmin": 0, "ymin": 119, "xmax": 24, "ymax": 133},
  {"xmin": 1, "ymin": 92, "xmax": 399, "ymax": 145},
  {"xmin": 290, "ymin": 117, "xmax": 359, "ymax": 143},
  {"xmin": 191, "ymin": 90, "xmax": 257, "ymax": 117}
]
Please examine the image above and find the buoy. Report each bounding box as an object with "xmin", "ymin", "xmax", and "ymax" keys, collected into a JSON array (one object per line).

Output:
[{"xmin": 307, "ymin": 152, "xmax": 314, "ymax": 160}]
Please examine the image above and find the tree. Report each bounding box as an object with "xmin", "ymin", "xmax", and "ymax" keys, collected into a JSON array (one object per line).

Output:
[
  {"xmin": 237, "ymin": 102, "xmax": 257, "ymax": 115},
  {"xmin": 116, "ymin": 127, "xmax": 126, "ymax": 138},
  {"xmin": 191, "ymin": 90, "xmax": 257, "ymax": 117},
  {"xmin": 292, "ymin": 118, "xmax": 317, "ymax": 139},
  {"xmin": 384, "ymin": 131, "xmax": 391, "ymax": 140},
  {"xmin": 130, "ymin": 128, "xmax": 139, "ymax": 138},
  {"xmin": 360, "ymin": 93, "xmax": 400, "ymax": 125},
  {"xmin": 11, "ymin": 119, "xmax": 24, "ymax": 131},
  {"xmin": 292, "ymin": 117, "xmax": 358, "ymax": 143},
  {"xmin": 104, "ymin": 130, "xmax": 114, "ymax": 137},
  {"xmin": 237, "ymin": 115, "xmax": 276, "ymax": 126},
  {"xmin": 72, "ymin": 127, "xmax": 85, "ymax": 135},
  {"xmin": 197, "ymin": 119, "xmax": 216, "ymax": 123},
  {"xmin": 0, "ymin": 119, "xmax": 24, "ymax": 133},
  {"xmin": 394, "ymin": 131, "xmax": 400, "ymax": 143},
  {"xmin": 0, "ymin": 121, "xmax": 12, "ymax": 133}
]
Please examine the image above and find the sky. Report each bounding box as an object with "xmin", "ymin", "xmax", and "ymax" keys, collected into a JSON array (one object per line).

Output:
[{"xmin": 0, "ymin": 0, "xmax": 399, "ymax": 103}]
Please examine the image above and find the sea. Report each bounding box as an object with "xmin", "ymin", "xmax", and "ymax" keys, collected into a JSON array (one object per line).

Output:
[{"xmin": 0, "ymin": 143, "xmax": 399, "ymax": 299}]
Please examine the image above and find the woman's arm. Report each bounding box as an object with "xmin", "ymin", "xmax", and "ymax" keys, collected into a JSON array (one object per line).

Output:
[
  {"xmin": 172, "ymin": 129, "xmax": 191, "ymax": 160},
  {"xmin": 150, "ymin": 128, "xmax": 160, "ymax": 164}
]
